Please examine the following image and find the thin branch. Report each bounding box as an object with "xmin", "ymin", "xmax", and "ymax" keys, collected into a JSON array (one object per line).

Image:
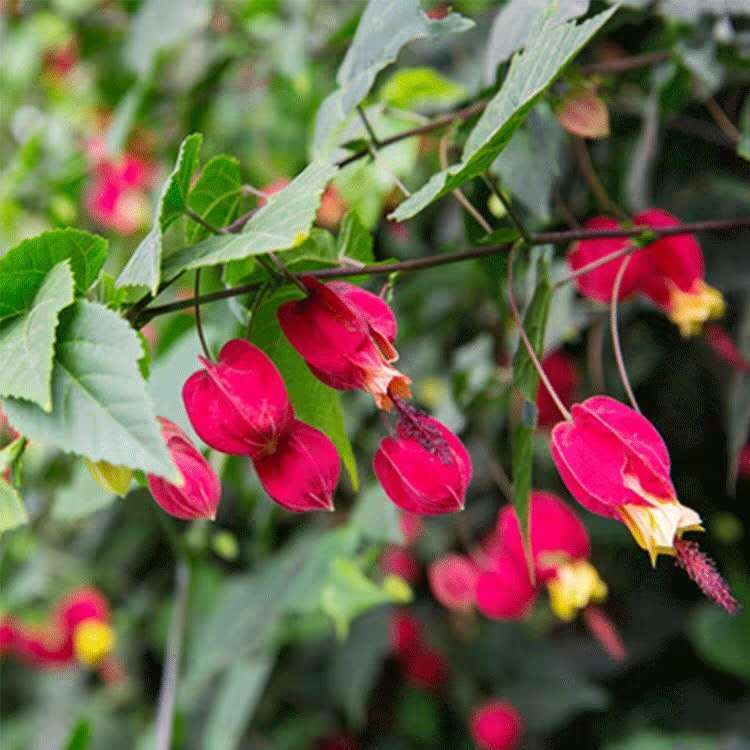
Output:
[
  {"xmin": 269, "ymin": 252, "xmax": 307, "ymax": 293},
  {"xmin": 574, "ymin": 137, "xmax": 628, "ymax": 220},
  {"xmin": 357, "ymin": 104, "xmax": 381, "ymax": 146},
  {"xmin": 438, "ymin": 134, "xmax": 493, "ymax": 234},
  {"xmin": 610, "ymin": 255, "xmax": 640, "ymax": 411},
  {"xmin": 194, "ymin": 269, "xmax": 211, "ymax": 359},
  {"xmin": 184, "ymin": 208, "xmax": 227, "ymax": 236},
  {"xmin": 154, "ymin": 560, "xmax": 190, "ymax": 750},
  {"xmin": 481, "ymin": 445, "xmax": 514, "ymax": 504},
  {"xmin": 333, "ymin": 52, "xmax": 670, "ymax": 171},
  {"xmin": 133, "ymin": 217, "xmax": 750, "ymax": 323},
  {"xmin": 507, "ymin": 243, "xmax": 572, "ymax": 422},
  {"xmin": 704, "ymin": 95, "xmax": 741, "ymax": 144},
  {"xmin": 578, "ymin": 50, "xmax": 670, "ymax": 76}
]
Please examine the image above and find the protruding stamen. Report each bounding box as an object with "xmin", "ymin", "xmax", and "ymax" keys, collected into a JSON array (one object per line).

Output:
[
  {"xmin": 674, "ymin": 538, "xmax": 740, "ymax": 615},
  {"xmin": 391, "ymin": 397, "xmax": 452, "ymax": 464}
]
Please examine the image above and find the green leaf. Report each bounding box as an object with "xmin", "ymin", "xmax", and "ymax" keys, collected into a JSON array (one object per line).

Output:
[
  {"xmin": 491, "ymin": 105, "xmax": 566, "ymax": 223},
  {"xmin": 162, "ymin": 160, "xmax": 338, "ymax": 278},
  {"xmin": 605, "ymin": 732, "xmax": 720, "ymax": 750},
  {"xmin": 0, "ymin": 479, "xmax": 27, "ymax": 534},
  {"xmin": 380, "ymin": 67, "xmax": 467, "ymax": 110},
  {"xmin": 62, "ymin": 719, "xmax": 92, "ymax": 750},
  {"xmin": 3, "ymin": 300, "xmax": 178, "ymax": 480},
  {"xmin": 390, "ymin": 5, "xmax": 617, "ymax": 221},
  {"xmin": 0, "ymin": 437, "xmax": 24, "ymax": 476},
  {"xmin": 0, "ymin": 260, "xmax": 74, "ymax": 410},
  {"xmin": 250, "ymin": 288, "xmax": 358, "ymax": 488},
  {"xmin": 186, "ymin": 155, "xmax": 243, "ymax": 243},
  {"xmin": 312, "ymin": 0, "xmax": 473, "ymax": 153},
  {"xmin": 284, "ymin": 526, "xmax": 362, "ymax": 614},
  {"xmin": 0, "ymin": 229, "xmax": 107, "ymax": 321},
  {"xmin": 484, "ymin": 0, "xmax": 591, "ymax": 83},
  {"xmin": 117, "ymin": 133, "xmax": 203, "ymax": 294},
  {"xmin": 329, "ymin": 608, "xmax": 391, "ymax": 725},
  {"xmin": 124, "ymin": 0, "xmax": 212, "ymax": 75},
  {"xmin": 337, "ymin": 210, "xmax": 374, "ymax": 264},
  {"xmin": 202, "ymin": 655, "xmax": 275, "ymax": 750},
  {"xmin": 52, "ymin": 460, "xmax": 118, "ymax": 521},
  {"xmin": 321, "ymin": 558, "xmax": 397, "ymax": 639},
  {"xmin": 183, "ymin": 531, "xmax": 322, "ymax": 701},
  {"xmin": 351, "ymin": 484, "xmax": 404, "ymax": 545},
  {"xmin": 689, "ymin": 576, "xmax": 750, "ymax": 681},
  {"xmin": 511, "ymin": 256, "xmax": 552, "ymax": 575}
]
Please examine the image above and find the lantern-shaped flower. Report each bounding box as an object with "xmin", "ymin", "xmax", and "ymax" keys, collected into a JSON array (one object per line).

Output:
[
  {"xmin": 567, "ymin": 210, "xmax": 724, "ymax": 336},
  {"xmin": 373, "ymin": 406, "xmax": 471, "ymax": 515},
  {"xmin": 252, "ymin": 419, "xmax": 340, "ymax": 512},
  {"xmin": 183, "ymin": 339, "xmax": 294, "ymax": 458},
  {"xmin": 489, "ymin": 492, "xmax": 608, "ymax": 621},
  {"xmin": 470, "ymin": 701, "xmax": 525, "ymax": 750},
  {"xmin": 147, "ymin": 418, "xmax": 222, "ymax": 520},
  {"xmin": 278, "ymin": 277, "xmax": 411, "ymax": 410},
  {"xmin": 556, "ymin": 89, "xmax": 610, "ymax": 139},
  {"xmin": 551, "ymin": 395, "xmax": 738, "ymax": 613}
]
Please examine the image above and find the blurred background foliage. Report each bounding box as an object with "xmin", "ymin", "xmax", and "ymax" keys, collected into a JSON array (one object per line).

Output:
[{"xmin": 1, "ymin": 1, "xmax": 750, "ymax": 749}]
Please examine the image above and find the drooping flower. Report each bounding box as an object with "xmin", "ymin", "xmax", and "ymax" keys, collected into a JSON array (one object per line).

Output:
[
  {"xmin": 147, "ymin": 417, "xmax": 222, "ymax": 521},
  {"xmin": 536, "ymin": 350, "xmax": 579, "ymax": 428},
  {"xmin": 252, "ymin": 419, "xmax": 340, "ymax": 512},
  {"xmin": 5, "ymin": 587, "xmax": 116, "ymax": 670},
  {"xmin": 469, "ymin": 700, "xmax": 524, "ymax": 750},
  {"xmin": 428, "ymin": 554, "xmax": 480, "ymax": 613},
  {"xmin": 475, "ymin": 552, "xmax": 537, "ymax": 621},
  {"xmin": 567, "ymin": 210, "xmax": 725, "ymax": 336},
  {"xmin": 567, "ymin": 216, "xmax": 645, "ymax": 303},
  {"xmin": 556, "ymin": 89, "xmax": 610, "ymax": 139},
  {"xmin": 373, "ymin": 404, "xmax": 472, "ymax": 515},
  {"xmin": 277, "ymin": 277, "xmax": 411, "ymax": 410},
  {"xmin": 486, "ymin": 492, "xmax": 608, "ymax": 621},
  {"xmin": 551, "ymin": 395, "xmax": 738, "ymax": 613},
  {"xmin": 183, "ymin": 339, "xmax": 294, "ymax": 458}
]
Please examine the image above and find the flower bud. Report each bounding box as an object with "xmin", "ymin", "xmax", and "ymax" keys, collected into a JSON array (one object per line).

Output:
[
  {"xmin": 470, "ymin": 700, "xmax": 524, "ymax": 750},
  {"xmin": 183, "ymin": 339, "xmax": 293, "ymax": 458},
  {"xmin": 147, "ymin": 417, "xmax": 221, "ymax": 521},
  {"xmin": 278, "ymin": 277, "xmax": 411, "ymax": 410},
  {"xmin": 428, "ymin": 554, "xmax": 479, "ymax": 612},
  {"xmin": 373, "ymin": 407, "xmax": 471, "ymax": 515},
  {"xmin": 252, "ymin": 419, "xmax": 340, "ymax": 512},
  {"xmin": 557, "ymin": 90, "xmax": 610, "ymax": 139}
]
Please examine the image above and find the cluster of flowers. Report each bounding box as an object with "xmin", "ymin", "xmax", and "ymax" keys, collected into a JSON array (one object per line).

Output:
[
  {"xmin": 146, "ymin": 276, "xmax": 473, "ymax": 519},
  {"xmin": 0, "ymin": 587, "xmax": 117, "ymax": 676},
  {"xmin": 568, "ymin": 208, "xmax": 725, "ymax": 337},
  {"xmin": 85, "ymin": 135, "xmax": 155, "ymax": 236}
]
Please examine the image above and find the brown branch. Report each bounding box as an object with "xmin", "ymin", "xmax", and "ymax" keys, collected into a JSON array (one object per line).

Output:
[
  {"xmin": 133, "ymin": 216, "xmax": 750, "ymax": 324},
  {"xmin": 578, "ymin": 50, "xmax": 670, "ymax": 76}
]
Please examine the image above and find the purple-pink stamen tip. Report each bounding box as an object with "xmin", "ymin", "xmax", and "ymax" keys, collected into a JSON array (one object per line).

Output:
[{"xmin": 674, "ymin": 539, "xmax": 740, "ymax": 615}]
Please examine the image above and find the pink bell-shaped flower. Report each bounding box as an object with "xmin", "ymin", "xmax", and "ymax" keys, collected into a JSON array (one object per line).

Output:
[
  {"xmin": 183, "ymin": 339, "xmax": 294, "ymax": 458},
  {"xmin": 373, "ymin": 405, "xmax": 471, "ymax": 515},
  {"xmin": 147, "ymin": 417, "xmax": 222, "ymax": 521},
  {"xmin": 278, "ymin": 277, "xmax": 411, "ymax": 410},
  {"xmin": 252, "ymin": 419, "xmax": 340, "ymax": 512}
]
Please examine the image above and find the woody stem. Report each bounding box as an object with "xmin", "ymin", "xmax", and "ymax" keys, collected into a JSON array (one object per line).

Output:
[
  {"xmin": 507, "ymin": 243, "xmax": 572, "ymax": 422},
  {"xmin": 609, "ymin": 254, "xmax": 640, "ymax": 412}
]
